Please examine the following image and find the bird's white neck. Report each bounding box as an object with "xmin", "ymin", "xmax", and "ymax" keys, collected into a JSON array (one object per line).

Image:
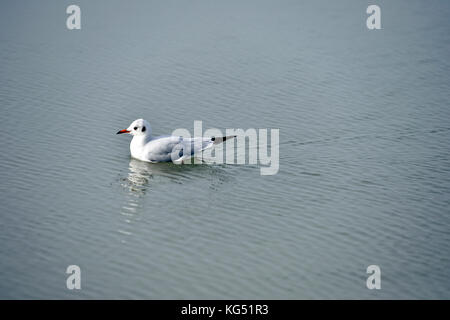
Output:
[{"xmin": 130, "ymin": 134, "xmax": 152, "ymax": 159}]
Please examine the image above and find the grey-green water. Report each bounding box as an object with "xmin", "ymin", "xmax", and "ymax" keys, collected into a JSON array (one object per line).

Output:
[{"xmin": 1, "ymin": 0, "xmax": 450, "ymax": 299}]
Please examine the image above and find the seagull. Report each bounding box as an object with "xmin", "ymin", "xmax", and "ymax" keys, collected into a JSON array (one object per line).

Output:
[{"xmin": 117, "ymin": 119, "xmax": 236, "ymax": 163}]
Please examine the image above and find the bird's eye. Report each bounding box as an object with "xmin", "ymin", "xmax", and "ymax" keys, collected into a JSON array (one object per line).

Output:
[
  {"xmin": 142, "ymin": 126, "xmax": 146, "ymax": 132},
  {"xmin": 134, "ymin": 127, "xmax": 138, "ymax": 130}
]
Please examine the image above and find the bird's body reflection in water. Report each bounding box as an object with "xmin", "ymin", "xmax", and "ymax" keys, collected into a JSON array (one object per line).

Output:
[{"xmin": 117, "ymin": 158, "xmax": 233, "ymax": 242}]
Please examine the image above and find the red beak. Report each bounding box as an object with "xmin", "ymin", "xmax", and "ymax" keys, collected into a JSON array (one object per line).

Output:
[{"xmin": 116, "ymin": 129, "xmax": 130, "ymax": 134}]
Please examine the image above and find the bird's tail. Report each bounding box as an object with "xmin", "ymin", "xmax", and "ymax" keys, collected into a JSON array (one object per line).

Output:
[{"xmin": 211, "ymin": 135, "xmax": 237, "ymax": 145}]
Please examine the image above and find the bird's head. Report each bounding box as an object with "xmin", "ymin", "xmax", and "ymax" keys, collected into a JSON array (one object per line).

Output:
[{"xmin": 117, "ymin": 119, "xmax": 152, "ymax": 137}]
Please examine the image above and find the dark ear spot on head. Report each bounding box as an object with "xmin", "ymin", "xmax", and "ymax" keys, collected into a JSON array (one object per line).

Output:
[{"xmin": 142, "ymin": 126, "xmax": 146, "ymax": 132}]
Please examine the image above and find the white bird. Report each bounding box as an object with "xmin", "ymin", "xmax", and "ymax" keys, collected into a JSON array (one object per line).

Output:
[{"xmin": 117, "ymin": 119, "xmax": 236, "ymax": 163}]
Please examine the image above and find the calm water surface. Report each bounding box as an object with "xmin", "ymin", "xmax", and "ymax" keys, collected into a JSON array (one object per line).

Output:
[{"xmin": 1, "ymin": 0, "xmax": 450, "ymax": 299}]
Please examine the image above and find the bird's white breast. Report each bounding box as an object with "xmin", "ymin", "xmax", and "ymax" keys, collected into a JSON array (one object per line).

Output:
[{"xmin": 130, "ymin": 136, "xmax": 148, "ymax": 161}]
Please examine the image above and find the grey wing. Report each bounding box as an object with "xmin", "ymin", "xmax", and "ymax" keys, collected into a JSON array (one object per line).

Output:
[
  {"xmin": 144, "ymin": 136, "xmax": 215, "ymax": 162},
  {"xmin": 143, "ymin": 136, "xmax": 184, "ymax": 162}
]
